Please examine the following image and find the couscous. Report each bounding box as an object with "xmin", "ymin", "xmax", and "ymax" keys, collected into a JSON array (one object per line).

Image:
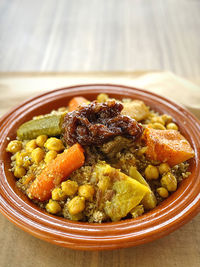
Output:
[{"xmin": 6, "ymin": 94, "xmax": 194, "ymax": 223}]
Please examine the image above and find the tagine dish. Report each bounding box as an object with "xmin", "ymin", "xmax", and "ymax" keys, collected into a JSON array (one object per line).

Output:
[{"xmin": 6, "ymin": 93, "xmax": 195, "ymax": 223}]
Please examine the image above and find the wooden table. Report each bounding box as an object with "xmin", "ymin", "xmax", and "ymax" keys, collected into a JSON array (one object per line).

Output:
[{"xmin": 0, "ymin": 0, "xmax": 200, "ymax": 83}]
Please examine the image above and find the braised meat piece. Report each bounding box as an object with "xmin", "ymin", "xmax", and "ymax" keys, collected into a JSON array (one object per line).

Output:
[
  {"xmin": 62, "ymin": 100, "xmax": 143, "ymax": 146},
  {"xmin": 100, "ymin": 136, "xmax": 133, "ymax": 159}
]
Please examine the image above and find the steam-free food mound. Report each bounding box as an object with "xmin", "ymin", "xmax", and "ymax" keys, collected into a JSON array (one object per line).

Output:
[{"xmin": 7, "ymin": 94, "xmax": 194, "ymax": 223}]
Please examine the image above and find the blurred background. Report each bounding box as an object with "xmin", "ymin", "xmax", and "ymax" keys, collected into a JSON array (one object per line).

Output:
[{"xmin": 0, "ymin": 0, "xmax": 199, "ymax": 83}]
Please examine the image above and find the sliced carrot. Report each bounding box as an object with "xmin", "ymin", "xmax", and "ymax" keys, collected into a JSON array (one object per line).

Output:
[
  {"xmin": 27, "ymin": 143, "xmax": 85, "ymax": 201},
  {"xmin": 143, "ymin": 127, "xmax": 194, "ymax": 167},
  {"xmin": 68, "ymin": 97, "xmax": 88, "ymax": 112}
]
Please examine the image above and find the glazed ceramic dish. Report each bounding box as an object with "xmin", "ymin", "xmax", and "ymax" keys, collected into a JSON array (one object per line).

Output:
[{"xmin": 0, "ymin": 84, "xmax": 200, "ymax": 250}]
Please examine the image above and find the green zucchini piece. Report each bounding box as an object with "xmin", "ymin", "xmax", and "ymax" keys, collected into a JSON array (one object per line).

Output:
[{"xmin": 17, "ymin": 114, "xmax": 64, "ymax": 140}]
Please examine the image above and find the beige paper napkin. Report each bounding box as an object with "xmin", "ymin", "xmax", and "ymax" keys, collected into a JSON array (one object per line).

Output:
[{"xmin": 0, "ymin": 71, "xmax": 200, "ymax": 118}]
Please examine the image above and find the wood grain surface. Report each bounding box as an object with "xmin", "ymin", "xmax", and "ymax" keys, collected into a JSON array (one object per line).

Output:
[
  {"xmin": 0, "ymin": 0, "xmax": 200, "ymax": 81},
  {"xmin": 0, "ymin": 72, "xmax": 200, "ymax": 267}
]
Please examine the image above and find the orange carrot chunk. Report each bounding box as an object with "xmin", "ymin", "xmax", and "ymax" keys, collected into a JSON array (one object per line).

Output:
[
  {"xmin": 27, "ymin": 143, "xmax": 85, "ymax": 201},
  {"xmin": 143, "ymin": 127, "xmax": 194, "ymax": 167},
  {"xmin": 68, "ymin": 97, "xmax": 88, "ymax": 112}
]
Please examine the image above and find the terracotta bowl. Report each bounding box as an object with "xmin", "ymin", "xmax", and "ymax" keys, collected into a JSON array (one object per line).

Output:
[{"xmin": 0, "ymin": 84, "xmax": 200, "ymax": 250}]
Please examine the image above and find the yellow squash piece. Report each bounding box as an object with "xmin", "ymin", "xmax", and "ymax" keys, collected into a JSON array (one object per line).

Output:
[
  {"xmin": 105, "ymin": 177, "xmax": 149, "ymax": 221},
  {"xmin": 93, "ymin": 162, "xmax": 149, "ymax": 222},
  {"xmin": 129, "ymin": 166, "xmax": 157, "ymax": 210}
]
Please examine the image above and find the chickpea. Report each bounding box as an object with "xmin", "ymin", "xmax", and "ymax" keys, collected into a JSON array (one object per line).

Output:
[
  {"xmin": 25, "ymin": 140, "xmax": 37, "ymax": 152},
  {"xmin": 36, "ymin": 135, "xmax": 48, "ymax": 147},
  {"xmin": 22, "ymin": 154, "xmax": 32, "ymax": 168},
  {"xmin": 151, "ymin": 116, "xmax": 165, "ymax": 125},
  {"xmin": 68, "ymin": 196, "xmax": 85, "ymax": 215},
  {"xmin": 161, "ymin": 172, "xmax": 177, "ymax": 192},
  {"xmin": 166, "ymin": 122, "xmax": 178, "ymax": 130},
  {"xmin": 31, "ymin": 147, "xmax": 45, "ymax": 164},
  {"xmin": 78, "ymin": 184, "xmax": 95, "ymax": 200},
  {"xmin": 15, "ymin": 152, "xmax": 23, "ymax": 166},
  {"xmin": 157, "ymin": 187, "xmax": 169, "ymax": 198},
  {"xmin": 44, "ymin": 138, "xmax": 64, "ymax": 152},
  {"xmin": 16, "ymin": 152, "xmax": 31, "ymax": 168},
  {"xmin": 161, "ymin": 114, "xmax": 172, "ymax": 125},
  {"xmin": 151, "ymin": 123, "xmax": 166, "ymax": 130},
  {"xmin": 97, "ymin": 93, "xmax": 109, "ymax": 103},
  {"xmin": 6, "ymin": 140, "xmax": 22, "ymax": 154},
  {"xmin": 145, "ymin": 165, "xmax": 159, "ymax": 180},
  {"xmin": 137, "ymin": 146, "xmax": 147, "ymax": 156},
  {"xmin": 14, "ymin": 166, "xmax": 26, "ymax": 178},
  {"xmin": 52, "ymin": 188, "xmax": 66, "ymax": 201},
  {"xmin": 61, "ymin": 180, "xmax": 78, "ymax": 196},
  {"xmin": 46, "ymin": 200, "xmax": 61, "ymax": 214},
  {"xmin": 44, "ymin": 150, "xmax": 57, "ymax": 163},
  {"xmin": 69, "ymin": 212, "xmax": 84, "ymax": 221},
  {"xmin": 158, "ymin": 163, "xmax": 170, "ymax": 175}
]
